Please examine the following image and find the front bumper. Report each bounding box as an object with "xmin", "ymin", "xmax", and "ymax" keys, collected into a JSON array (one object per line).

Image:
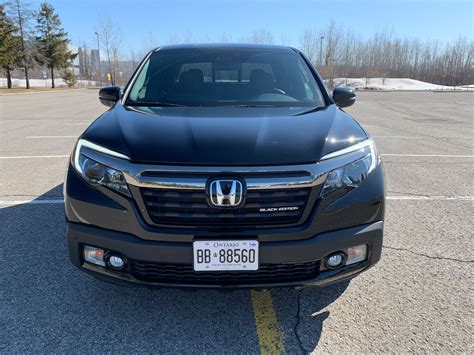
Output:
[{"xmin": 67, "ymin": 220, "xmax": 383, "ymax": 288}]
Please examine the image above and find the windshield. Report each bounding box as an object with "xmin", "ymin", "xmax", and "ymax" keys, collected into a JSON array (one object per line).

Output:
[{"xmin": 125, "ymin": 47, "xmax": 326, "ymax": 107}]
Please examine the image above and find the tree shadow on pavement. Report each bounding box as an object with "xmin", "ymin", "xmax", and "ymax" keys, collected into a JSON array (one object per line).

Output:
[{"xmin": 2, "ymin": 184, "xmax": 348, "ymax": 353}]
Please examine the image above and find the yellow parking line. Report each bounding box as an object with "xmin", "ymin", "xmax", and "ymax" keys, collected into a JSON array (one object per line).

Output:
[{"xmin": 250, "ymin": 289, "xmax": 285, "ymax": 355}]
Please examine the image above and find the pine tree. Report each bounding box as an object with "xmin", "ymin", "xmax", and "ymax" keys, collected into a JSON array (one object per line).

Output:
[
  {"xmin": 62, "ymin": 69, "xmax": 77, "ymax": 87},
  {"xmin": 0, "ymin": 4, "xmax": 21, "ymax": 88},
  {"xmin": 35, "ymin": 2, "xmax": 75, "ymax": 88}
]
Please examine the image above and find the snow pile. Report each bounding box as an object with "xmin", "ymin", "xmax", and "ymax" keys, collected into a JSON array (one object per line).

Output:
[
  {"xmin": 0, "ymin": 78, "xmax": 99, "ymax": 88},
  {"xmin": 1, "ymin": 77, "xmax": 470, "ymax": 91},
  {"xmin": 332, "ymin": 78, "xmax": 469, "ymax": 91}
]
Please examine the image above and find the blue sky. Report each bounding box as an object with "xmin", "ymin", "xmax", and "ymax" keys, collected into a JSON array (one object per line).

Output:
[{"xmin": 29, "ymin": 0, "xmax": 473, "ymax": 54}]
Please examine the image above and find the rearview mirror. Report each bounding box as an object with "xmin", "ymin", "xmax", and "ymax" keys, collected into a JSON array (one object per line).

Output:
[
  {"xmin": 99, "ymin": 86, "xmax": 121, "ymax": 107},
  {"xmin": 333, "ymin": 87, "xmax": 356, "ymax": 108}
]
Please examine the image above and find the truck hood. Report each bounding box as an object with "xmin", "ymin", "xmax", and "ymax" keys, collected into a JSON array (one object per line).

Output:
[{"xmin": 83, "ymin": 104, "xmax": 368, "ymax": 166}]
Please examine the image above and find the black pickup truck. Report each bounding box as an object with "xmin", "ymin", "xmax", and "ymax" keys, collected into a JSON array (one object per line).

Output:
[{"xmin": 64, "ymin": 44, "xmax": 384, "ymax": 288}]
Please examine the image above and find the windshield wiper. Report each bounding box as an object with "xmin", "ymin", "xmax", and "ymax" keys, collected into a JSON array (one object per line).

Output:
[
  {"xmin": 293, "ymin": 106, "xmax": 325, "ymax": 116},
  {"xmin": 126, "ymin": 101, "xmax": 187, "ymax": 107},
  {"xmin": 230, "ymin": 104, "xmax": 276, "ymax": 108}
]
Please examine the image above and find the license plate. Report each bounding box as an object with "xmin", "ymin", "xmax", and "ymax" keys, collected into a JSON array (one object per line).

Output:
[{"xmin": 193, "ymin": 240, "xmax": 259, "ymax": 271}]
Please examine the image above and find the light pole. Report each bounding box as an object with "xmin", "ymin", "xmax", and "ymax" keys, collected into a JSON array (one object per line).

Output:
[
  {"xmin": 94, "ymin": 32, "xmax": 102, "ymax": 86},
  {"xmin": 319, "ymin": 36, "xmax": 324, "ymax": 68}
]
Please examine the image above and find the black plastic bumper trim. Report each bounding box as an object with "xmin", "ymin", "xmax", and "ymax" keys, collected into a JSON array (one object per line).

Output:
[{"xmin": 67, "ymin": 221, "xmax": 383, "ymax": 288}]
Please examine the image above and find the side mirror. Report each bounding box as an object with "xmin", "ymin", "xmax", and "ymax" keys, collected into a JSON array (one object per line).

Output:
[
  {"xmin": 99, "ymin": 86, "xmax": 121, "ymax": 107},
  {"xmin": 333, "ymin": 87, "xmax": 356, "ymax": 108}
]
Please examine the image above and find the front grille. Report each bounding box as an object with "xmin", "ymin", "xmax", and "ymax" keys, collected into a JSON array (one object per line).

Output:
[
  {"xmin": 141, "ymin": 187, "xmax": 311, "ymax": 227},
  {"xmin": 131, "ymin": 260, "xmax": 321, "ymax": 285}
]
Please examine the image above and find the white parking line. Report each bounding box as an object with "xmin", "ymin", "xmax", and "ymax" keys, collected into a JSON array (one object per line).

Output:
[
  {"xmin": 0, "ymin": 88, "xmax": 82, "ymax": 96},
  {"xmin": 373, "ymin": 136, "xmax": 422, "ymax": 139},
  {"xmin": 381, "ymin": 153, "xmax": 474, "ymax": 158},
  {"xmin": 0, "ymin": 155, "xmax": 69, "ymax": 159},
  {"xmin": 1, "ymin": 199, "xmax": 65, "ymax": 206},
  {"xmin": 1, "ymin": 195, "xmax": 473, "ymax": 206},
  {"xmin": 25, "ymin": 136, "xmax": 77, "ymax": 139},
  {"xmin": 387, "ymin": 196, "xmax": 474, "ymax": 201}
]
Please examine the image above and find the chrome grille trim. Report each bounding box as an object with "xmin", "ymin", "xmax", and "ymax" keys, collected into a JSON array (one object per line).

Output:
[{"xmin": 130, "ymin": 174, "xmax": 325, "ymax": 190}]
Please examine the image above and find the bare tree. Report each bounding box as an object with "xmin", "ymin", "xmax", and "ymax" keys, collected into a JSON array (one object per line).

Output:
[
  {"xmin": 320, "ymin": 21, "xmax": 343, "ymax": 88},
  {"xmin": 279, "ymin": 33, "xmax": 292, "ymax": 46},
  {"xmin": 341, "ymin": 30, "xmax": 357, "ymax": 85},
  {"xmin": 6, "ymin": 0, "xmax": 35, "ymax": 89},
  {"xmin": 164, "ymin": 30, "xmax": 194, "ymax": 45},
  {"xmin": 129, "ymin": 48, "xmax": 140, "ymax": 72},
  {"xmin": 166, "ymin": 33, "xmax": 180, "ymax": 45},
  {"xmin": 97, "ymin": 14, "xmax": 122, "ymax": 86},
  {"xmin": 296, "ymin": 21, "xmax": 473, "ymax": 87},
  {"xmin": 218, "ymin": 32, "xmax": 233, "ymax": 43},
  {"xmin": 248, "ymin": 29, "xmax": 273, "ymax": 44},
  {"xmin": 299, "ymin": 28, "xmax": 318, "ymax": 64},
  {"xmin": 144, "ymin": 31, "xmax": 158, "ymax": 51},
  {"xmin": 181, "ymin": 28, "xmax": 193, "ymax": 43}
]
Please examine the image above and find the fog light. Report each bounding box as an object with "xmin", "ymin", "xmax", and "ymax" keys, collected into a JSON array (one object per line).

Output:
[
  {"xmin": 106, "ymin": 254, "xmax": 126, "ymax": 270},
  {"xmin": 84, "ymin": 246, "xmax": 105, "ymax": 266},
  {"xmin": 346, "ymin": 244, "xmax": 367, "ymax": 265},
  {"xmin": 325, "ymin": 252, "xmax": 346, "ymax": 269}
]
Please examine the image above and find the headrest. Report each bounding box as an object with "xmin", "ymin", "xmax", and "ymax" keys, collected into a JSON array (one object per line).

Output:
[
  {"xmin": 179, "ymin": 69, "xmax": 204, "ymax": 86},
  {"xmin": 249, "ymin": 69, "xmax": 274, "ymax": 89}
]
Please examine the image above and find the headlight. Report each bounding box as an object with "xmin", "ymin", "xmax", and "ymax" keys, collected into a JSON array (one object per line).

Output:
[
  {"xmin": 320, "ymin": 138, "xmax": 379, "ymax": 197},
  {"xmin": 72, "ymin": 139, "xmax": 131, "ymax": 197}
]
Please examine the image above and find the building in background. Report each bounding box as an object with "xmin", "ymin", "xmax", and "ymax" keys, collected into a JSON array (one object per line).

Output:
[
  {"xmin": 90, "ymin": 49, "xmax": 100, "ymax": 79},
  {"xmin": 71, "ymin": 51, "xmax": 80, "ymax": 77},
  {"xmin": 77, "ymin": 47, "xmax": 92, "ymax": 78},
  {"xmin": 68, "ymin": 46, "xmax": 138, "ymax": 84}
]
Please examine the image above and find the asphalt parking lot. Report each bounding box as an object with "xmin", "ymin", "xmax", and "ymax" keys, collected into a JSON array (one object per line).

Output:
[{"xmin": 1, "ymin": 89, "xmax": 473, "ymax": 353}]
